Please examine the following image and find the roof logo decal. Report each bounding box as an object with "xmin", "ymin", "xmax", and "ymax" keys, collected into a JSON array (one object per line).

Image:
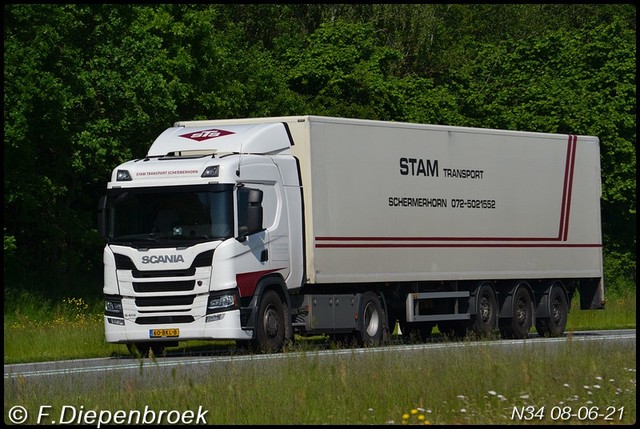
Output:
[{"xmin": 179, "ymin": 128, "xmax": 235, "ymax": 141}]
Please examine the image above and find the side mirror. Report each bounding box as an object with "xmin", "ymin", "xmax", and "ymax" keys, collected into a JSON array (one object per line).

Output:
[
  {"xmin": 246, "ymin": 188, "xmax": 263, "ymax": 234},
  {"xmin": 237, "ymin": 187, "xmax": 263, "ymax": 241}
]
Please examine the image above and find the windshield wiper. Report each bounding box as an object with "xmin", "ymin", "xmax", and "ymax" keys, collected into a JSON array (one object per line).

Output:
[
  {"xmin": 112, "ymin": 234, "xmax": 159, "ymax": 242},
  {"xmin": 170, "ymin": 234, "xmax": 210, "ymax": 240}
]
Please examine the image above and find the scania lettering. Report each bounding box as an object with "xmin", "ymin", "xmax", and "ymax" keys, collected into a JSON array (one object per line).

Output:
[
  {"xmin": 98, "ymin": 116, "xmax": 605, "ymax": 356},
  {"xmin": 141, "ymin": 255, "xmax": 185, "ymax": 264}
]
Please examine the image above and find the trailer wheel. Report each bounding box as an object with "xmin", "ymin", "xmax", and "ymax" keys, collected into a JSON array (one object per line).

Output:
[
  {"xmin": 499, "ymin": 285, "xmax": 534, "ymax": 339},
  {"xmin": 471, "ymin": 283, "xmax": 498, "ymax": 336},
  {"xmin": 127, "ymin": 342, "xmax": 165, "ymax": 358},
  {"xmin": 535, "ymin": 284, "xmax": 568, "ymax": 337},
  {"xmin": 252, "ymin": 289, "xmax": 286, "ymax": 353},
  {"xmin": 358, "ymin": 292, "xmax": 386, "ymax": 346}
]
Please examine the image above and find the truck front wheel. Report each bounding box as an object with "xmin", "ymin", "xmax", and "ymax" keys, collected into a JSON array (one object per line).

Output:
[{"xmin": 252, "ymin": 289, "xmax": 286, "ymax": 353}]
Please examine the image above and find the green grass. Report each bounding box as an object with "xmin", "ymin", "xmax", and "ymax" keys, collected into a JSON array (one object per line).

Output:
[
  {"xmin": 565, "ymin": 292, "xmax": 636, "ymax": 331},
  {"xmin": 3, "ymin": 289, "xmax": 636, "ymax": 364},
  {"xmin": 4, "ymin": 289, "xmax": 636, "ymax": 425},
  {"xmin": 4, "ymin": 339, "xmax": 636, "ymax": 425}
]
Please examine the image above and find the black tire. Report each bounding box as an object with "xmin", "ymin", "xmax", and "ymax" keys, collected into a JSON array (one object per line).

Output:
[
  {"xmin": 358, "ymin": 292, "xmax": 386, "ymax": 346},
  {"xmin": 127, "ymin": 342, "xmax": 165, "ymax": 358},
  {"xmin": 535, "ymin": 284, "xmax": 568, "ymax": 337},
  {"xmin": 499, "ymin": 285, "xmax": 534, "ymax": 339},
  {"xmin": 471, "ymin": 283, "xmax": 498, "ymax": 337},
  {"xmin": 252, "ymin": 289, "xmax": 286, "ymax": 353}
]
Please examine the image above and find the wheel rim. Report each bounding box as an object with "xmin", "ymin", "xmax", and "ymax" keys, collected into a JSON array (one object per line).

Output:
[
  {"xmin": 550, "ymin": 289, "xmax": 566, "ymax": 326},
  {"xmin": 364, "ymin": 302, "xmax": 380, "ymax": 337},
  {"xmin": 479, "ymin": 295, "xmax": 491, "ymax": 322},
  {"xmin": 515, "ymin": 297, "xmax": 528, "ymax": 325},
  {"xmin": 263, "ymin": 305, "xmax": 280, "ymax": 338},
  {"xmin": 551, "ymin": 298, "xmax": 562, "ymax": 323}
]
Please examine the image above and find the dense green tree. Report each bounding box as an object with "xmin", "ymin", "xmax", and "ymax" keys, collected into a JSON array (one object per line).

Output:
[
  {"xmin": 3, "ymin": 4, "xmax": 635, "ymax": 297},
  {"xmin": 451, "ymin": 16, "xmax": 636, "ymax": 289},
  {"xmin": 3, "ymin": 4, "xmax": 301, "ymax": 294}
]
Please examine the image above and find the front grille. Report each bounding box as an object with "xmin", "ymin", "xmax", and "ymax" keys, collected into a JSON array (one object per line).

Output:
[
  {"xmin": 135, "ymin": 295, "xmax": 195, "ymax": 307},
  {"xmin": 135, "ymin": 316, "xmax": 194, "ymax": 325},
  {"xmin": 133, "ymin": 280, "xmax": 195, "ymax": 293},
  {"xmin": 133, "ymin": 267, "xmax": 195, "ymax": 278}
]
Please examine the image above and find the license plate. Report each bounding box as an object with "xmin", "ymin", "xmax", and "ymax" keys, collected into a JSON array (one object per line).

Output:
[{"xmin": 149, "ymin": 328, "xmax": 179, "ymax": 338}]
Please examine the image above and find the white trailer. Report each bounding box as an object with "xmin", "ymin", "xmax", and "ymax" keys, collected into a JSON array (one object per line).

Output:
[{"xmin": 98, "ymin": 116, "xmax": 604, "ymax": 355}]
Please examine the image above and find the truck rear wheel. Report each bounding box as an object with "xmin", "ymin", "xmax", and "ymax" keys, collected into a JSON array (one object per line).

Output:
[
  {"xmin": 535, "ymin": 284, "xmax": 568, "ymax": 337},
  {"xmin": 471, "ymin": 283, "xmax": 498, "ymax": 337},
  {"xmin": 252, "ymin": 289, "xmax": 286, "ymax": 353},
  {"xmin": 499, "ymin": 284, "xmax": 534, "ymax": 339},
  {"xmin": 358, "ymin": 292, "xmax": 386, "ymax": 346}
]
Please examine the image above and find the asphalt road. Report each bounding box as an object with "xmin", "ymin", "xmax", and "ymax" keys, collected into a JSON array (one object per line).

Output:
[{"xmin": 4, "ymin": 329, "xmax": 635, "ymax": 381}]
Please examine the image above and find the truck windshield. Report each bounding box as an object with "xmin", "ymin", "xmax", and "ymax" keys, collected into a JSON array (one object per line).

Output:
[{"xmin": 107, "ymin": 184, "xmax": 233, "ymax": 246}]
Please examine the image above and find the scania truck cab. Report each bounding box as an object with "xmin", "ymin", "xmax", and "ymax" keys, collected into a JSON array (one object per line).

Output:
[{"xmin": 99, "ymin": 121, "xmax": 303, "ymax": 355}]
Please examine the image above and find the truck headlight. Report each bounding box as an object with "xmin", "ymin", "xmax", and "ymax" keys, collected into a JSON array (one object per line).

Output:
[
  {"xmin": 105, "ymin": 296, "xmax": 124, "ymax": 317},
  {"xmin": 207, "ymin": 292, "xmax": 237, "ymax": 314},
  {"xmin": 116, "ymin": 170, "xmax": 132, "ymax": 181},
  {"xmin": 201, "ymin": 165, "xmax": 219, "ymax": 178}
]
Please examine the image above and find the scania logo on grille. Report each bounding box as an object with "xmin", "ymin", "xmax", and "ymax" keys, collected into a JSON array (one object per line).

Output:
[
  {"xmin": 141, "ymin": 255, "xmax": 185, "ymax": 264},
  {"xmin": 179, "ymin": 129, "xmax": 234, "ymax": 141}
]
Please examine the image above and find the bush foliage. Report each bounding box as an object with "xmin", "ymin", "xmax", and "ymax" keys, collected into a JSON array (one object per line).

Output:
[{"xmin": 4, "ymin": 5, "xmax": 636, "ymax": 296}]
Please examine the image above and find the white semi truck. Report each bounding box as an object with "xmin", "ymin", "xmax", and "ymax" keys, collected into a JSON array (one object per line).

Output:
[{"xmin": 98, "ymin": 116, "xmax": 605, "ymax": 356}]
